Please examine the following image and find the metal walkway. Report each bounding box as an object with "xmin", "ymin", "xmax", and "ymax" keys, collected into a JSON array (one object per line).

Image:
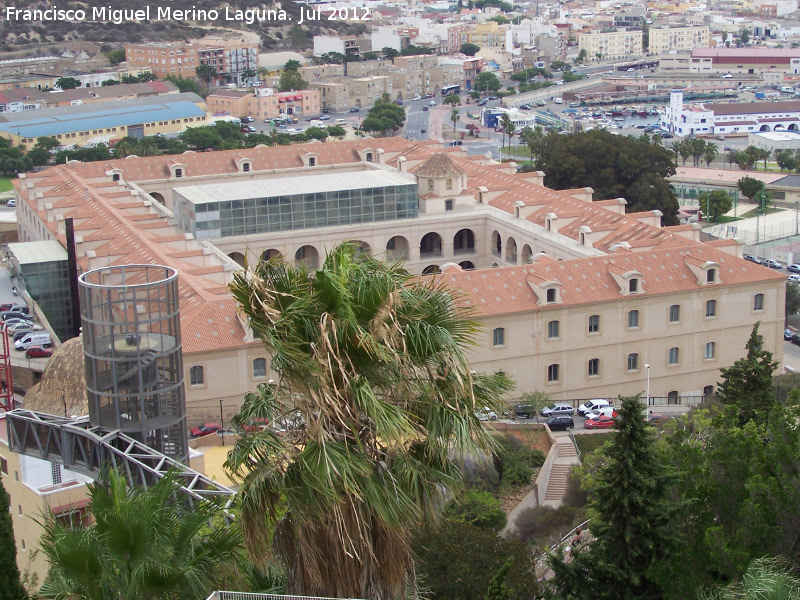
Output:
[{"xmin": 5, "ymin": 409, "xmax": 235, "ymax": 507}]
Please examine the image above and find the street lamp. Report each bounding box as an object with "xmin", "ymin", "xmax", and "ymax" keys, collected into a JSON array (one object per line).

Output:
[
  {"xmin": 219, "ymin": 398, "xmax": 224, "ymax": 447},
  {"xmin": 645, "ymin": 363, "xmax": 651, "ymax": 406}
]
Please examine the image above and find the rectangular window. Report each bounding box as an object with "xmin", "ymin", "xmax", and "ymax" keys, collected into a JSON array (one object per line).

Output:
[
  {"xmin": 705, "ymin": 342, "xmax": 715, "ymax": 359},
  {"xmin": 627, "ymin": 353, "xmax": 638, "ymax": 371},
  {"xmin": 628, "ymin": 310, "xmax": 639, "ymax": 328},
  {"xmin": 547, "ymin": 363, "xmax": 560, "ymax": 382},
  {"xmin": 253, "ymin": 358, "xmax": 267, "ymax": 378},
  {"xmin": 588, "ymin": 314, "xmax": 599, "ymax": 333},
  {"xmin": 547, "ymin": 320, "xmax": 560, "ymax": 339},
  {"xmin": 668, "ymin": 347, "xmax": 680, "ymax": 365},
  {"xmin": 189, "ymin": 365, "xmax": 204, "ymax": 386},
  {"xmin": 706, "ymin": 299, "xmax": 716, "ymax": 317},
  {"xmin": 0, "ymin": 457, "xmax": 6, "ymax": 475},
  {"xmin": 669, "ymin": 304, "xmax": 680, "ymax": 322},
  {"xmin": 754, "ymin": 293, "xmax": 764, "ymax": 311},
  {"xmin": 588, "ymin": 358, "xmax": 599, "ymax": 376},
  {"xmin": 492, "ymin": 327, "xmax": 505, "ymax": 347}
]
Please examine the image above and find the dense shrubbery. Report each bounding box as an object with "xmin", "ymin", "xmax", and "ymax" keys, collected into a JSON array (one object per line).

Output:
[{"xmin": 494, "ymin": 434, "xmax": 545, "ymax": 490}]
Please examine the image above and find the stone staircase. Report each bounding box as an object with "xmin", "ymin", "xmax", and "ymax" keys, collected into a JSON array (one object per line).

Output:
[{"xmin": 542, "ymin": 439, "xmax": 580, "ymax": 506}]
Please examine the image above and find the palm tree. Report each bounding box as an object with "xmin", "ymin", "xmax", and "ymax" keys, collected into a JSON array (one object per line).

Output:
[
  {"xmin": 38, "ymin": 470, "xmax": 243, "ymax": 600},
  {"xmin": 450, "ymin": 107, "xmax": 460, "ymax": 132},
  {"xmin": 703, "ymin": 143, "xmax": 719, "ymax": 167},
  {"xmin": 697, "ymin": 556, "xmax": 800, "ymax": 600},
  {"xmin": 500, "ymin": 112, "xmax": 515, "ymax": 157},
  {"xmin": 113, "ymin": 138, "xmax": 137, "ymax": 159},
  {"xmin": 225, "ymin": 243, "xmax": 513, "ymax": 600},
  {"xmin": 135, "ymin": 138, "xmax": 161, "ymax": 157}
]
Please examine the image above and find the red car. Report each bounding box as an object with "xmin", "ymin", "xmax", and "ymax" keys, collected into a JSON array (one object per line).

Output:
[
  {"xmin": 647, "ymin": 413, "xmax": 668, "ymax": 425},
  {"xmin": 25, "ymin": 346, "xmax": 53, "ymax": 359},
  {"xmin": 584, "ymin": 415, "xmax": 616, "ymax": 430},
  {"xmin": 189, "ymin": 422, "xmax": 222, "ymax": 438}
]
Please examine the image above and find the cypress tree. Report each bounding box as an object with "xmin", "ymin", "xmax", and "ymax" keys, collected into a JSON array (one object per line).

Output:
[
  {"xmin": 549, "ymin": 396, "xmax": 675, "ymax": 600},
  {"xmin": 0, "ymin": 475, "xmax": 26, "ymax": 599}
]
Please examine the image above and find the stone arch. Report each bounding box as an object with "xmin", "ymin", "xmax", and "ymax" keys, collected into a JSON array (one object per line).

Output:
[
  {"xmin": 422, "ymin": 265, "xmax": 440, "ymax": 275},
  {"xmin": 668, "ymin": 390, "xmax": 679, "ymax": 404},
  {"xmin": 790, "ymin": 123, "xmax": 799, "ymax": 131},
  {"xmin": 347, "ymin": 240, "xmax": 371, "ymax": 256},
  {"xmin": 774, "ymin": 124, "xmax": 786, "ymax": 131},
  {"xmin": 149, "ymin": 192, "xmax": 165, "ymax": 205},
  {"xmin": 420, "ymin": 232, "xmax": 443, "ymax": 258},
  {"xmin": 759, "ymin": 124, "xmax": 771, "ymax": 132},
  {"xmin": 453, "ymin": 228, "xmax": 475, "ymax": 254},
  {"xmin": 491, "ymin": 230, "xmax": 502, "ymax": 257},
  {"xmin": 521, "ymin": 244, "xmax": 533, "ymax": 263},
  {"xmin": 492, "ymin": 263, "xmax": 500, "ymax": 268},
  {"xmin": 228, "ymin": 252, "xmax": 245, "ymax": 267},
  {"xmin": 459, "ymin": 260, "xmax": 475, "ymax": 270},
  {"xmin": 506, "ymin": 237, "xmax": 518, "ymax": 263},
  {"xmin": 295, "ymin": 245, "xmax": 320, "ymax": 269},
  {"xmin": 261, "ymin": 248, "xmax": 283, "ymax": 262},
  {"xmin": 386, "ymin": 236, "xmax": 409, "ymax": 261}
]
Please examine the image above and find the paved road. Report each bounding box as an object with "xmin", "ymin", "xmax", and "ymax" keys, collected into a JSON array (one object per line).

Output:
[
  {"xmin": 0, "ymin": 266, "xmax": 49, "ymax": 373},
  {"xmin": 405, "ymin": 100, "xmax": 431, "ymax": 141}
]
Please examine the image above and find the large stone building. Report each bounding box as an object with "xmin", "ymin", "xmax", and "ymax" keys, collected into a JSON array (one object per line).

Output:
[
  {"xmin": 207, "ymin": 88, "xmax": 321, "ymax": 120},
  {"xmin": 687, "ymin": 47, "xmax": 800, "ymax": 75},
  {"xmin": 648, "ymin": 25, "xmax": 710, "ymax": 54},
  {"xmin": 10, "ymin": 138, "xmax": 786, "ymax": 422}
]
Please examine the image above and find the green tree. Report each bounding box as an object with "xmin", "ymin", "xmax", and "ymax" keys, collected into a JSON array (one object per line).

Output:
[
  {"xmin": 104, "ymin": 48, "xmax": 126, "ymax": 65},
  {"xmin": 413, "ymin": 521, "xmax": 539, "ymax": 600},
  {"xmin": 776, "ymin": 149, "xmax": 796, "ymax": 172},
  {"xmin": 241, "ymin": 69, "xmax": 258, "ymax": 84},
  {"xmin": 484, "ymin": 558, "xmax": 513, "ymax": 600},
  {"xmin": 195, "ymin": 64, "xmax": 217, "ymax": 90},
  {"xmin": 717, "ymin": 322, "xmax": 778, "ymax": 426},
  {"xmin": 278, "ymin": 69, "xmax": 308, "ymax": 92},
  {"xmin": 361, "ymin": 98, "xmax": 406, "ymax": 135},
  {"xmin": 326, "ymin": 125, "xmax": 346, "ymax": 139},
  {"xmin": 444, "ymin": 94, "xmax": 461, "ymax": 105},
  {"xmin": 697, "ymin": 556, "xmax": 800, "ymax": 600},
  {"xmin": 165, "ymin": 75, "xmax": 200, "ymax": 95},
  {"xmin": 699, "ymin": 189, "xmax": 733, "ymax": 221},
  {"xmin": 787, "ymin": 281, "xmax": 800, "ymax": 317},
  {"xmin": 642, "ymin": 22, "xmax": 650, "ymax": 51},
  {"xmin": 181, "ymin": 126, "xmax": 225, "ymax": 150},
  {"xmin": 303, "ymin": 126, "xmax": 328, "ymax": 142},
  {"xmin": 445, "ymin": 490, "xmax": 507, "ymax": 531},
  {"xmin": 136, "ymin": 72, "xmax": 157, "ymax": 83},
  {"xmin": 533, "ymin": 130, "xmax": 680, "ymax": 225},
  {"xmin": 703, "ymin": 142, "xmax": 719, "ymax": 167},
  {"xmin": 38, "ymin": 470, "xmax": 243, "ymax": 600},
  {"xmin": 284, "ymin": 59, "xmax": 301, "ymax": 72},
  {"xmin": 549, "ymin": 396, "xmax": 676, "ymax": 600},
  {"xmin": 575, "ymin": 49, "xmax": 588, "ymax": 64},
  {"xmin": 516, "ymin": 389, "xmax": 550, "ymax": 421},
  {"xmin": 476, "ymin": 72, "xmax": 501, "ymax": 94},
  {"xmin": 382, "ymin": 47, "xmax": 400, "ymax": 61},
  {"xmin": 362, "ymin": 52, "xmax": 379, "ymax": 61},
  {"xmin": 225, "ymin": 243, "xmax": 514, "ymax": 598},
  {"xmin": 101, "ymin": 79, "xmax": 120, "ymax": 86},
  {"xmin": 400, "ymin": 44, "xmax": 433, "ymax": 56},
  {"xmin": 460, "ymin": 43, "xmax": 481, "ymax": 56},
  {"xmin": 740, "ymin": 27, "xmax": 751, "ymax": 45},
  {"xmin": 501, "ymin": 112, "xmax": 516, "ymax": 158},
  {"xmin": 451, "ymin": 107, "xmax": 461, "ymax": 131},
  {"xmin": 0, "ymin": 475, "xmax": 25, "ymax": 600},
  {"xmin": 737, "ymin": 176, "xmax": 765, "ymax": 202},
  {"xmin": 55, "ymin": 76, "xmax": 81, "ymax": 90}
]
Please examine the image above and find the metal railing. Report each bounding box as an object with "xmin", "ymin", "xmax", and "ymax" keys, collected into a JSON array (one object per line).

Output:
[
  {"xmin": 567, "ymin": 427, "xmax": 581, "ymax": 462},
  {"xmin": 207, "ymin": 593, "xmax": 369, "ymax": 600},
  {"xmin": 534, "ymin": 438, "xmax": 557, "ymax": 506}
]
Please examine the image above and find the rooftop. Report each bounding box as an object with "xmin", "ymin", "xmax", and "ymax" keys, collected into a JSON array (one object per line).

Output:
[
  {"xmin": 174, "ymin": 169, "xmax": 415, "ymax": 205},
  {"xmin": 0, "ymin": 93, "xmax": 204, "ymax": 138},
  {"xmin": 7, "ymin": 240, "xmax": 68, "ymax": 264}
]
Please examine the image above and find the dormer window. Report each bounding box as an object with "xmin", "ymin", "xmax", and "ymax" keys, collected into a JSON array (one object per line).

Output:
[
  {"xmin": 309, "ymin": 157, "xmax": 316, "ymax": 167},
  {"xmin": 706, "ymin": 268, "xmax": 716, "ymax": 283},
  {"xmin": 242, "ymin": 162, "xmax": 250, "ymax": 172},
  {"xmin": 446, "ymin": 179, "xmax": 453, "ymax": 190},
  {"xmin": 112, "ymin": 173, "xmax": 120, "ymax": 181},
  {"xmin": 174, "ymin": 168, "xmax": 182, "ymax": 178},
  {"xmin": 629, "ymin": 278, "xmax": 639, "ymax": 293},
  {"xmin": 546, "ymin": 288, "xmax": 556, "ymax": 303},
  {"xmin": 366, "ymin": 152, "xmax": 373, "ymax": 162}
]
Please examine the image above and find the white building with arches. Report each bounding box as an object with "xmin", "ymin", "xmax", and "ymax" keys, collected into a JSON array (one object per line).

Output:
[
  {"xmin": 11, "ymin": 137, "xmax": 786, "ymax": 420},
  {"xmin": 662, "ymin": 90, "xmax": 800, "ymax": 137}
]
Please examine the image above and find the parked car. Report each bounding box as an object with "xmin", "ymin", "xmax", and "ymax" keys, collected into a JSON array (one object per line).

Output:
[
  {"xmin": 514, "ymin": 403, "xmax": 540, "ymax": 418},
  {"xmin": 7, "ymin": 321, "xmax": 40, "ymax": 332},
  {"xmin": 349, "ymin": 107, "xmax": 360, "ymax": 113},
  {"xmin": 546, "ymin": 415, "xmax": 575, "ymax": 431},
  {"xmin": 6, "ymin": 199, "xmax": 15, "ymax": 208},
  {"xmin": 786, "ymin": 328, "xmax": 795, "ymax": 341},
  {"xmin": 420, "ymin": 128, "xmax": 427, "ymax": 133},
  {"xmin": 422, "ymin": 107, "xmax": 428, "ymax": 111},
  {"xmin": 744, "ymin": 254, "xmax": 763, "ymax": 265},
  {"xmin": 789, "ymin": 274, "xmax": 800, "ymax": 284},
  {"xmin": 319, "ymin": 114, "xmax": 331, "ymax": 121},
  {"xmin": 584, "ymin": 415, "xmax": 617, "ymax": 429},
  {"xmin": 577, "ymin": 399, "xmax": 610, "ymax": 416},
  {"xmin": 190, "ymin": 422, "xmax": 222, "ymax": 438},
  {"xmin": 241, "ymin": 116, "xmax": 254, "ymax": 123},
  {"xmin": 541, "ymin": 403, "xmax": 575, "ymax": 417},
  {"xmin": 647, "ymin": 412, "xmax": 669, "ymax": 424},
  {"xmin": 2, "ymin": 311, "xmax": 32, "ymax": 322},
  {"xmin": 476, "ymin": 407, "xmax": 498, "ymax": 421},
  {"xmin": 584, "ymin": 406, "xmax": 618, "ymax": 420},
  {"xmin": 789, "ymin": 263, "xmax": 800, "ymax": 273},
  {"xmin": 764, "ymin": 259, "xmax": 782, "ymax": 269},
  {"xmin": 25, "ymin": 346, "xmax": 53, "ymax": 359}
]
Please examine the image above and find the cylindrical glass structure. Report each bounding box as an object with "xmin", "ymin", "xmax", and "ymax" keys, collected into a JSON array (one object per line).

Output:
[{"xmin": 79, "ymin": 265, "xmax": 187, "ymax": 462}]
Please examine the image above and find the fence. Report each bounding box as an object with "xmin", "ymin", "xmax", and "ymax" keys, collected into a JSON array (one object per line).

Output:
[
  {"xmin": 507, "ymin": 394, "xmax": 706, "ymax": 414},
  {"xmin": 207, "ymin": 594, "xmax": 368, "ymax": 600}
]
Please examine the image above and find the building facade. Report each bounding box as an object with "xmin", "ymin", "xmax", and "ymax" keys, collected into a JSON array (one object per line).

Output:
[
  {"xmin": 578, "ymin": 29, "xmax": 644, "ymax": 60},
  {"xmin": 125, "ymin": 43, "xmax": 198, "ymax": 78},
  {"xmin": 207, "ymin": 88, "xmax": 320, "ymax": 120},
  {"xmin": 648, "ymin": 25, "xmax": 710, "ymax": 54}
]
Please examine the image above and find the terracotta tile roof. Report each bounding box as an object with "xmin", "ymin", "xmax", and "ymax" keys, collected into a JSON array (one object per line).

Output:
[
  {"xmin": 710, "ymin": 100, "xmax": 800, "ymax": 115},
  {"xmin": 409, "ymin": 153, "xmax": 467, "ymax": 178},
  {"xmin": 438, "ymin": 245, "xmax": 787, "ymax": 317}
]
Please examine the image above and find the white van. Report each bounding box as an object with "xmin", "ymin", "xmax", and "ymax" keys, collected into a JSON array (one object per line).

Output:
[
  {"xmin": 577, "ymin": 398, "xmax": 610, "ymax": 416},
  {"xmin": 15, "ymin": 332, "xmax": 51, "ymax": 350},
  {"xmin": 553, "ymin": 97, "xmax": 563, "ymax": 104},
  {"xmin": 335, "ymin": 118, "xmax": 347, "ymax": 125}
]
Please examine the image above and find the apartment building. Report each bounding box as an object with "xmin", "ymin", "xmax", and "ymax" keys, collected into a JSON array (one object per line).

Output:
[
  {"xmin": 197, "ymin": 37, "xmax": 258, "ymax": 86},
  {"xmin": 207, "ymin": 88, "xmax": 321, "ymax": 120},
  {"xmin": 649, "ymin": 25, "xmax": 710, "ymax": 54},
  {"xmin": 578, "ymin": 29, "xmax": 643, "ymax": 60},
  {"xmin": 125, "ymin": 42, "xmax": 197, "ymax": 78},
  {"xmin": 460, "ymin": 21, "xmax": 510, "ymax": 48}
]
